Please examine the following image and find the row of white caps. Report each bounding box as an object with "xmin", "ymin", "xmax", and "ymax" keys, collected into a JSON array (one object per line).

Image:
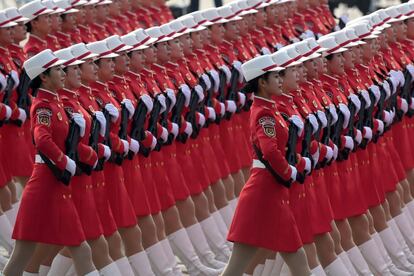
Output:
[{"xmin": 241, "ymin": 1, "xmax": 414, "ymax": 82}]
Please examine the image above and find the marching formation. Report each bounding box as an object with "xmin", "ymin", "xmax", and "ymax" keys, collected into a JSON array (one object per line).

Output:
[{"xmin": 0, "ymin": 0, "xmax": 413, "ymax": 275}]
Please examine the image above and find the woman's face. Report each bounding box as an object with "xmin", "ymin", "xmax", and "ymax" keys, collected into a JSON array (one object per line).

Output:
[
  {"xmin": 65, "ymin": 65, "xmax": 82, "ymax": 89},
  {"xmin": 178, "ymin": 34, "xmax": 192, "ymax": 55},
  {"xmin": 83, "ymin": 5, "xmax": 96, "ymax": 23},
  {"xmin": 156, "ymin": 41, "xmax": 170, "ymax": 63},
  {"xmin": 143, "ymin": 45, "xmax": 156, "ymax": 64},
  {"xmin": 326, "ymin": 52, "xmax": 344, "ymax": 75},
  {"xmin": 296, "ymin": 64, "xmax": 307, "ymax": 82},
  {"xmin": 32, "ymin": 14, "xmax": 51, "ymax": 35},
  {"xmin": 97, "ymin": 58, "xmax": 115, "ymax": 81},
  {"xmin": 129, "ymin": 50, "xmax": 145, "ymax": 71},
  {"xmin": 304, "ymin": 59, "xmax": 318, "ymax": 79},
  {"xmin": 80, "ymin": 59, "xmax": 98, "ymax": 83},
  {"xmin": 49, "ymin": 14, "xmax": 62, "ymax": 32},
  {"xmin": 406, "ymin": 19, "xmax": 414, "ymax": 39},
  {"xmin": 255, "ymin": 9, "xmax": 267, "ymax": 27},
  {"xmin": 236, "ymin": 18, "xmax": 248, "ymax": 34},
  {"xmin": 114, "ymin": 52, "xmax": 130, "ymax": 74},
  {"xmin": 75, "ymin": 6, "xmax": 86, "ymax": 24},
  {"xmin": 95, "ymin": 4, "xmax": 109, "ymax": 21},
  {"xmin": 394, "ymin": 21, "xmax": 407, "ymax": 40},
  {"xmin": 209, "ymin": 24, "xmax": 225, "ymax": 44},
  {"xmin": 62, "ymin": 13, "xmax": 76, "ymax": 31},
  {"xmin": 360, "ymin": 40, "xmax": 373, "ymax": 60},
  {"xmin": 281, "ymin": 66, "xmax": 299, "ymax": 91},
  {"xmin": 224, "ymin": 21, "xmax": 239, "ymax": 41},
  {"xmin": 11, "ymin": 23, "xmax": 26, "ymax": 43},
  {"xmin": 266, "ymin": 6, "xmax": 276, "ymax": 25},
  {"xmin": 342, "ymin": 49, "xmax": 354, "ymax": 69},
  {"xmin": 169, "ymin": 38, "xmax": 183, "ymax": 60},
  {"xmin": 191, "ymin": 31, "xmax": 203, "ymax": 49},
  {"xmin": 43, "ymin": 66, "xmax": 65, "ymax": 91},
  {"xmin": 262, "ymin": 71, "xmax": 283, "ymax": 97},
  {"xmin": 0, "ymin": 27, "xmax": 13, "ymax": 46}
]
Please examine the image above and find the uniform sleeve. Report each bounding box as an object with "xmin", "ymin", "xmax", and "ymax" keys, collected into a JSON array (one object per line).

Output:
[
  {"xmin": 32, "ymin": 103, "xmax": 67, "ymax": 170},
  {"xmin": 77, "ymin": 143, "xmax": 98, "ymax": 166},
  {"xmin": 255, "ymin": 111, "xmax": 292, "ymax": 181}
]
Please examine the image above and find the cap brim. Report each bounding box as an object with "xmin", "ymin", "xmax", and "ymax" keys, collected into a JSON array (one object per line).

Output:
[
  {"xmin": 362, "ymin": 34, "xmax": 379, "ymax": 39},
  {"xmin": 300, "ymin": 52, "xmax": 321, "ymax": 62},
  {"xmin": 215, "ymin": 18, "xmax": 229, "ymax": 24},
  {"xmin": 144, "ymin": 37, "xmax": 158, "ymax": 45},
  {"xmin": 51, "ymin": 8, "xmax": 65, "ymax": 14},
  {"xmin": 286, "ymin": 60, "xmax": 302, "ymax": 67},
  {"xmin": 132, "ymin": 44, "xmax": 149, "ymax": 50},
  {"xmin": 64, "ymin": 59, "xmax": 84, "ymax": 66},
  {"xmin": 116, "ymin": 45, "xmax": 133, "ymax": 52},
  {"xmin": 240, "ymin": 9, "xmax": 258, "ymax": 15},
  {"xmin": 0, "ymin": 21, "xmax": 17, "ymax": 27},
  {"xmin": 201, "ymin": 21, "xmax": 214, "ymax": 26},
  {"xmin": 227, "ymin": 16, "xmax": 243, "ymax": 21},
  {"xmin": 316, "ymin": 47, "xmax": 329, "ymax": 53},
  {"xmin": 46, "ymin": 59, "xmax": 66, "ymax": 69},
  {"xmin": 331, "ymin": 47, "xmax": 348, "ymax": 54},
  {"xmin": 62, "ymin": 8, "xmax": 79, "ymax": 14},
  {"xmin": 269, "ymin": 66, "xmax": 285, "ymax": 72},
  {"xmin": 158, "ymin": 36, "xmax": 173, "ymax": 43},
  {"xmin": 96, "ymin": 0, "xmax": 112, "ymax": 5},
  {"xmin": 170, "ymin": 32, "xmax": 183, "ymax": 38},
  {"xmin": 100, "ymin": 52, "xmax": 118, "ymax": 58},
  {"xmin": 72, "ymin": 0, "xmax": 88, "ymax": 6},
  {"xmin": 37, "ymin": 8, "xmax": 54, "ymax": 16},
  {"xmin": 84, "ymin": 0, "xmax": 99, "ymax": 5},
  {"xmin": 345, "ymin": 41, "xmax": 361, "ymax": 47},
  {"xmin": 14, "ymin": 16, "xmax": 30, "ymax": 23},
  {"xmin": 81, "ymin": 52, "xmax": 98, "ymax": 59}
]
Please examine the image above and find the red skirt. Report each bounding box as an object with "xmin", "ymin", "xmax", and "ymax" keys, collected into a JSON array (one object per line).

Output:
[
  {"xmin": 139, "ymin": 155, "xmax": 162, "ymax": 215},
  {"xmin": 163, "ymin": 144, "xmax": 191, "ymax": 202},
  {"xmin": 356, "ymin": 145, "xmax": 383, "ymax": 208},
  {"xmin": 219, "ymin": 120, "xmax": 242, "ymax": 174},
  {"xmin": 176, "ymin": 142, "xmax": 204, "ymax": 196},
  {"xmin": 189, "ymin": 140, "xmax": 211, "ymax": 191},
  {"xmin": 71, "ymin": 174, "xmax": 104, "ymax": 240},
  {"xmin": 375, "ymin": 139, "xmax": 398, "ymax": 194},
  {"xmin": 308, "ymin": 169, "xmax": 334, "ymax": 235},
  {"xmin": 123, "ymin": 158, "xmax": 152, "ymax": 217},
  {"xmin": 209, "ymin": 124, "xmax": 231, "ymax": 178},
  {"xmin": 234, "ymin": 114, "xmax": 252, "ymax": 168},
  {"xmin": 386, "ymin": 131, "xmax": 408, "ymax": 182},
  {"xmin": 199, "ymin": 129, "xmax": 221, "ymax": 184},
  {"xmin": 0, "ymin": 134, "xmax": 11, "ymax": 187},
  {"xmin": 1, "ymin": 124, "xmax": 33, "ymax": 177},
  {"xmin": 103, "ymin": 163, "xmax": 137, "ymax": 228},
  {"xmin": 290, "ymin": 181, "xmax": 314, "ymax": 244},
  {"xmin": 91, "ymin": 171, "xmax": 117, "ymax": 237},
  {"xmin": 151, "ymin": 151, "xmax": 176, "ymax": 211},
  {"xmin": 393, "ymin": 119, "xmax": 414, "ymax": 170},
  {"xmin": 13, "ymin": 164, "xmax": 85, "ymax": 246},
  {"xmin": 227, "ymin": 168, "xmax": 303, "ymax": 252}
]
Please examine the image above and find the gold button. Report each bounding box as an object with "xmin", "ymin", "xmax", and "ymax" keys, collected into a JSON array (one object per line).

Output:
[{"xmin": 63, "ymin": 195, "xmax": 66, "ymax": 199}]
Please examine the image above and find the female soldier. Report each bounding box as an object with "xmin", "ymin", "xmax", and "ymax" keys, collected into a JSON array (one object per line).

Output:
[
  {"xmin": 223, "ymin": 54, "xmax": 312, "ymax": 276},
  {"xmin": 3, "ymin": 49, "xmax": 99, "ymax": 276}
]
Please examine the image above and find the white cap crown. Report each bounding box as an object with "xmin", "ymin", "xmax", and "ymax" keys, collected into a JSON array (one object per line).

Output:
[
  {"xmin": 55, "ymin": 47, "xmax": 84, "ymax": 66},
  {"xmin": 242, "ymin": 54, "xmax": 284, "ymax": 82},
  {"xmin": 19, "ymin": 0, "xmax": 52, "ymax": 21},
  {"xmin": 87, "ymin": 40, "xmax": 118, "ymax": 58},
  {"xmin": 23, "ymin": 49, "xmax": 66, "ymax": 79},
  {"xmin": 70, "ymin": 42, "xmax": 98, "ymax": 60}
]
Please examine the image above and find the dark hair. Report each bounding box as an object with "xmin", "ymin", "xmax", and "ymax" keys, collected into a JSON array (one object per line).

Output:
[
  {"xmin": 244, "ymin": 71, "xmax": 272, "ymax": 95},
  {"xmin": 25, "ymin": 22, "xmax": 32, "ymax": 33},
  {"xmin": 325, "ymin": 53, "xmax": 334, "ymax": 60},
  {"xmin": 30, "ymin": 68, "xmax": 51, "ymax": 96},
  {"xmin": 61, "ymin": 14, "xmax": 67, "ymax": 21}
]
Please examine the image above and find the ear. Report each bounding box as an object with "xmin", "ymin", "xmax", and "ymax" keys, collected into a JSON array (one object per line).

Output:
[{"xmin": 39, "ymin": 72, "xmax": 48, "ymax": 83}]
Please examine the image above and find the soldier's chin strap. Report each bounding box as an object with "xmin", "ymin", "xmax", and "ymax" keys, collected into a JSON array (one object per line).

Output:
[{"xmin": 252, "ymin": 144, "xmax": 292, "ymax": 188}]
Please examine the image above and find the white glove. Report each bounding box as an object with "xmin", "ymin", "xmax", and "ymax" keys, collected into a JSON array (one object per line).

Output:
[
  {"xmin": 4, "ymin": 105, "xmax": 11, "ymax": 120},
  {"xmin": 332, "ymin": 144, "xmax": 338, "ymax": 160},
  {"xmin": 289, "ymin": 115, "xmax": 304, "ymax": 136},
  {"xmin": 316, "ymin": 110, "xmax": 327, "ymax": 128},
  {"xmin": 208, "ymin": 69, "xmax": 220, "ymax": 92},
  {"xmin": 383, "ymin": 110, "xmax": 392, "ymax": 126},
  {"xmin": 160, "ymin": 127, "xmax": 168, "ymax": 143},
  {"xmin": 311, "ymin": 147, "xmax": 320, "ymax": 167},
  {"xmin": 344, "ymin": 135, "xmax": 354, "ymax": 150},
  {"xmin": 289, "ymin": 165, "xmax": 297, "ymax": 181},
  {"xmin": 197, "ymin": 112, "xmax": 206, "ymax": 127},
  {"xmin": 170, "ymin": 122, "xmax": 179, "ymax": 139},
  {"xmin": 194, "ymin": 85, "xmax": 205, "ymax": 103},
  {"xmin": 207, "ymin": 106, "xmax": 216, "ymax": 120},
  {"xmin": 382, "ymin": 81, "xmax": 391, "ymax": 100},
  {"xmin": 303, "ymin": 157, "xmax": 311, "ymax": 175},
  {"xmin": 65, "ymin": 156, "xmax": 77, "ymax": 176},
  {"xmin": 359, "ymin": 90, "xmax": 370, "ymax": 110},
  {"xmin": 184, "ymin": 121, "xmax": 193, "ymax": 136},
  {"xmin": 325, "ymin": 146, "xmax": 334, "ymax": 161},
  {"xmin": 157, "ymin": 94, "xmax": 167, "ymax": 113},
  {"xmin": 9, "ymin": 70, "xmax": 19, "ymax": 89},
  {"xmin": 201, "ymin": 73, "xmax": 211, "ymax": 90},
  {"xmin": 140, "ymin": 94, "xmax": 154, "ymax": 114},
  {"xmin": 375, "ymin": 119, "xmax": 384, "ymax": 134},
  {"xmin": 348, "ymin": 93, "xmax": 361, "ymax": 113},
  {"xmin": 328, "ymin": 104, "xmax": 338, "ymax": 125},
  {"xmin": 180, "ymin": 84, "xmax": 191, "ymax": 106},
  {"xmin": 102, "ymin": 144, "xmax": 111, "ymax": 161},
  {"xmin": 338, "ymin": 103, "xmax": 350, "ymax": 128},
  {"xmin": 261, "ymin": 47, "xmax": 271, "ymax": 55},
  {"xmin": 388, "ymin": 75, "xmax": 399, "ymax": 94},
  {"xmin": 94, "ymin": 111, "xmax": 106, "ymax": 137},
  {"xmin": 232, "ymin": 60, "xmax": 244, "ymax": 83},
  {"xmin": 220, "ymin": 65, "xmax": 232, "ymax": 84},
  {"xmin": 17, "ymin": 108, "xmax": 27, "ymax": 123},
  {"xmin": 121, "ymin": 99, "xmax": 135, "ymax": 119},
  {"xmin": 238, "ymin": 92, "xmax": 246, "ymax": 107},
  {"xmin": 165, "ymin": 88, "xmax": 176, "ymax": 112},
  {"xmin": 226, "ymin": 100, "xmax": 237, "ymax": 113},
  {"xmin": 149, "ymin": 133, "xmax": 157, "ymax": 150},
  {"xmin": 355, "ymin": 129, "xmax": 362, "ymax": 144},
  {"xmin": 369, "ymin": 86, "xmax": 380, "ymax": 105},
  {"xmin": 291, "ymin": 37, "xmax": 300, "ymax": 43},
  {"xmin": 407, "ymin": 64, "xmax": 414, "ymax": 79},
  {"xmin": 121, "ymin": 139, "xmax": 129, "ymax": 155},
  {"xmin": 72, "ymin": 113, "xmax": 85, "ymax": 137},
  {"xmin": 397, "ymin": 70, "xmax": 405, "ymax": 87},
  {"xmin": 390, "ymin": 108, "xmax": 396, "ymax": 122},
  {"xmin": 129, "ymin": 138, "xmax": 140, "ymax": 154},
  {"xmin": 363, "ymin": 126, "xmax": 372, "ymax": 141},
  {"xmin": 307, "ymin": 114, "xmax": 319, "ymax": 134},
  {"xmin": 105, "ymin": 103, "xmax": 119, "ymax": 122},
  {"xmin": 410, "ymin": 97, "xmax": 414, "ymax": 110},
  {"xmin": 0, "ymin": 74, "xmax": 6, "ymax": 92},
  {"xmin": 219, "ymin": 102, "xmax": 226, "ymax": 116},
  {"xmin": 275, "ymin": 43, "xmax": 284, "ymax": 50},
  {"xmin": 399, "ymin": 98, "xmax": 409, "ymax": 114}
]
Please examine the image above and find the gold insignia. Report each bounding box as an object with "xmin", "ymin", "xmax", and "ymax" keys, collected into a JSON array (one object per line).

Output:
[
  {"xmin": 89, "ymin": 105, "xmax": 95, "ymax": 113},
  {"xmin": 258, "ymin": 116, "xmax": 276, "ymax": 138},
  {"xmin": 57, "ymin": 112, "xmax": 63, "ymax": 121},
  {"xmin": 313, "ymin": 100, "xmax": 318, "ymax": 108},
  {"xmin": 337, "ymin": 95, "xmax": 343, "ymax": 103},
  {"xmin": 322, "ymin": 97, "xmax": 328, "ymax": 105},
  {"xmin": 36, "ymin": 108, "xmax": 52, "ymax": 127}
]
